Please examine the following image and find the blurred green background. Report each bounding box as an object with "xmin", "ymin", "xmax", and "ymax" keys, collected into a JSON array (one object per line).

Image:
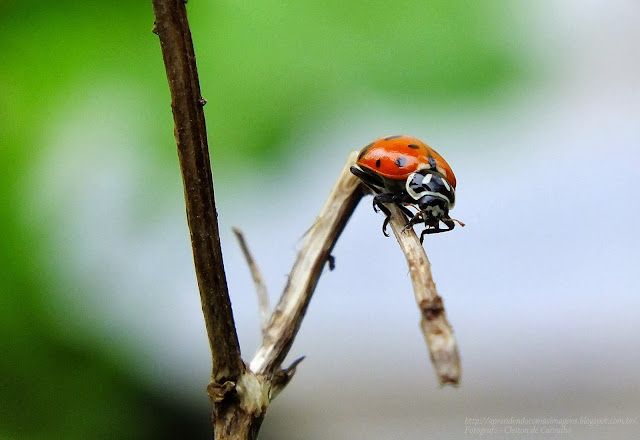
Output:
[
  {"xmin": 3, "ymin": 0, "xmax": 638, "ymax": 439},
  {"xmin": 1, "ymin": 1, "xmax": 520, "ymax": 437}
]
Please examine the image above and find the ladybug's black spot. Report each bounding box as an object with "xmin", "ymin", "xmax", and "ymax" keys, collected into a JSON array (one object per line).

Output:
[
  {"xmin": 375, "ymin": 158, "xmax": 381, "ymax": 168},
  {"xmin": 358, "ymin": 142, "xmax": 374, "ymax": 160},
  {"xmin": 395, "ymin": 156, "xmax": 407, "ymax": 167},
  {"xmin": 428, "ymin": 155, "xmax": 437, "ymax": 170},
  {"xmin": 408, "ymin": 144, "xmax": 420, "ymax": 149},
  {"xmin": 384, "ymin": 135, "xmax": 403, "ymax": 140}
]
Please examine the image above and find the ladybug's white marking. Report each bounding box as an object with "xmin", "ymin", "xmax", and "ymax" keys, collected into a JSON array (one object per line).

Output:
[
  {"xmin": 408, "ymin": 188, "xmax": 451, "ymax": 204},
  {"xmin": 426, "ymin": 205, "xmax": 445, "ymax": 218},
  {"xmin": 406, "ymin": 172, "xmax": 452, "ymax": 204},
  {"xmin": 406, "ymin": 172, "xmax": 425, "ymax": 200},
  {"xmin": 441, "ymin": 178, "xmax": 450, "ymax": 191},
  {"xmin": 425, "ymin": 192, "xmax": 451, "ymax": 204}
]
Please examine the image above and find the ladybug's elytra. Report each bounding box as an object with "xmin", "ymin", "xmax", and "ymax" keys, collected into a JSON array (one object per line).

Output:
[{"xmin": 350, "ymin": 135, "xmax": 462, "ymax": 241}]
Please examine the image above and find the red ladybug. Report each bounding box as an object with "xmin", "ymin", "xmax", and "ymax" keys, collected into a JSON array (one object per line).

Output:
[{"xmin": 350, "ymin": 135, "xmax": 462, "ymax": 241}]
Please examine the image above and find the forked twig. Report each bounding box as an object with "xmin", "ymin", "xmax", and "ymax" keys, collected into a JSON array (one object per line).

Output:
[
  {"xmin": 233, "ymin": 227, "xmax": 271, "ymax": 333},
  {"xmin": 153, "ymin": 0, "xmax": 460, "ymax": 436}
]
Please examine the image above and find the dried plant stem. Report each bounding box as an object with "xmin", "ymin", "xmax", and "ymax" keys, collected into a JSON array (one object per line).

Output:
[
  {"xmin": 152, "ymin": 1, "xmax": 254, "ymax": 438},
  {"xmin": 250, "ymin": 152, "xmax": 365, "ymax": 377},
  {"xmin": 151, "ymin": 0, "xmax": 243, "ymax": 385},
  {"xmin": 233, "ymin": 228, "xmax": 272, "ymax": 333},
  {"xmin": 385, "ymin": 204, "xmax": 461, "ymax": 385}
]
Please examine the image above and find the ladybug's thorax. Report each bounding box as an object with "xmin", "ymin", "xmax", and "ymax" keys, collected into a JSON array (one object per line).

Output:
[{"xmin": 406, "ymin": 169, "xmax": 456, "ymax": 223}]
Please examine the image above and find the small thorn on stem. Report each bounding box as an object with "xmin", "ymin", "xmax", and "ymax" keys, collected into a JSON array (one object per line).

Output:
[
  {"xmin": 269, "ymin": 356, "xmax": 306, "ymax": 400},
  {"xmin": 327, "ymin": 255, "xmax": 336, "ymax": 271}
]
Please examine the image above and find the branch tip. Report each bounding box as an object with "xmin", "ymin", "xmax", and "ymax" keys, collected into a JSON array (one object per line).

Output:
[
  {"xmin": 385, "ymin": 203, "xmax": 462, "ymax": 385},
  {"xmin": 233, "ymin": 227, "xmax": 271, "ymax": 333}
]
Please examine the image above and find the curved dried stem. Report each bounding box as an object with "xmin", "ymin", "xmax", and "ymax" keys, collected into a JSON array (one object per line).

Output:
[{"xmin": 250, "ymin": 152, "xmax": 365, "ymax": 376}]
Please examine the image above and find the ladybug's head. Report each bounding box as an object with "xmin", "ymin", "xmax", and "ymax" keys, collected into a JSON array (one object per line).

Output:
[
  {"xmin": 417, "ymin": 195, "xmax": 450, "ymax": 224},
  {"xmin": 406, "ymin": 170, "xmax": 456, "ymax": 226}
]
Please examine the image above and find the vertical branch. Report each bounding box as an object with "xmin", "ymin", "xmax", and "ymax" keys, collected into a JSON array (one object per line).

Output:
[{"xmin": 151, "ymin": 0, "xmax": 243, "ymax": 387}]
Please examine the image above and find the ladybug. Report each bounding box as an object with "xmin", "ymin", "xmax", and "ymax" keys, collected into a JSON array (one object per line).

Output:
[{"xmin": 350, "ymin": 135, "xmax": 463, "ymax": 242}]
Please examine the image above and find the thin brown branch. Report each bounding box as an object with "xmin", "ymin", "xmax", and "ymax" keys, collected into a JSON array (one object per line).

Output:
[
  {"xmin": 250, "ymin": 152, "xmax": 365, "ymax": 376},
  {"xmin": 151, "ymin": 0, "xmax": 243, "ymax": 387},
  {"xmin": 233, "ymin": 227, "xmax": 271, "ymax": 333},
  {"xmin": 385, "ymin": 204, "xmax": 461, "ymax": 385}
]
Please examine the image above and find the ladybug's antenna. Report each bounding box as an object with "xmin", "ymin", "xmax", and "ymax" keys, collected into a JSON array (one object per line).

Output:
[{"xmin": 449, "ymin": 218, "xmax": 465, "ymax": 227}]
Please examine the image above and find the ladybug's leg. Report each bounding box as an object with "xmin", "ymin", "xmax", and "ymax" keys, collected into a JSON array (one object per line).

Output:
[
  {"xmin": 382, "ymin": 212, "xmax": 392, "ymax": 237},
  {"xmin": 442, "ymin": 219, "xmax": 456, "ymax": 231},
  {"xmin": 372, "ymin": 193, "xmax": 395, "ymax": 213},
  {"xmin": 373, "ymin": 193, "xmax": 413, "ymax": 237},
  {"xmin": 397, "ymin": 204, "xmax": 415, "ymax": 219},
  {"xmin": 349, "ymin": 166, "xmax": 384, "ymax": 191},
  {"xmin": 405, "ymin": 211, "xmax": 424, "ymax": 229},
  {"xmin": 383, "ymin": 205, "xmax": 413, "ymax": 235},
  {"xmin": 372, "ymin": 194, "xmax": 394, "ymax": 236},
  {"xmin": 372, "ymin": 197, "xmax": 413, "ymax": 217},
  {"xmin": 419, "ymin": 219, "xmax": 456, "ymax": 243}
]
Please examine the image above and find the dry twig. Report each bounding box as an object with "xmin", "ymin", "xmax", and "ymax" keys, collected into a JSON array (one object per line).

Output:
[
  {"xmin": 233, "ymin": 227, "xmax": 272, "ymax": 334},
  {"xmin": 152, "ymin": 1, "xmax": 254, "ymax": 438},
  {"xmin": 151, "ymin": 0, "xmax": 243, "ymax": 384},
  {"xmin": 385, "ymin": 204, "xmax": 461, "ymax": 385},
  {"xmin": 250, "ymin": 152, "xmax": 365, "ymax": 377}
]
